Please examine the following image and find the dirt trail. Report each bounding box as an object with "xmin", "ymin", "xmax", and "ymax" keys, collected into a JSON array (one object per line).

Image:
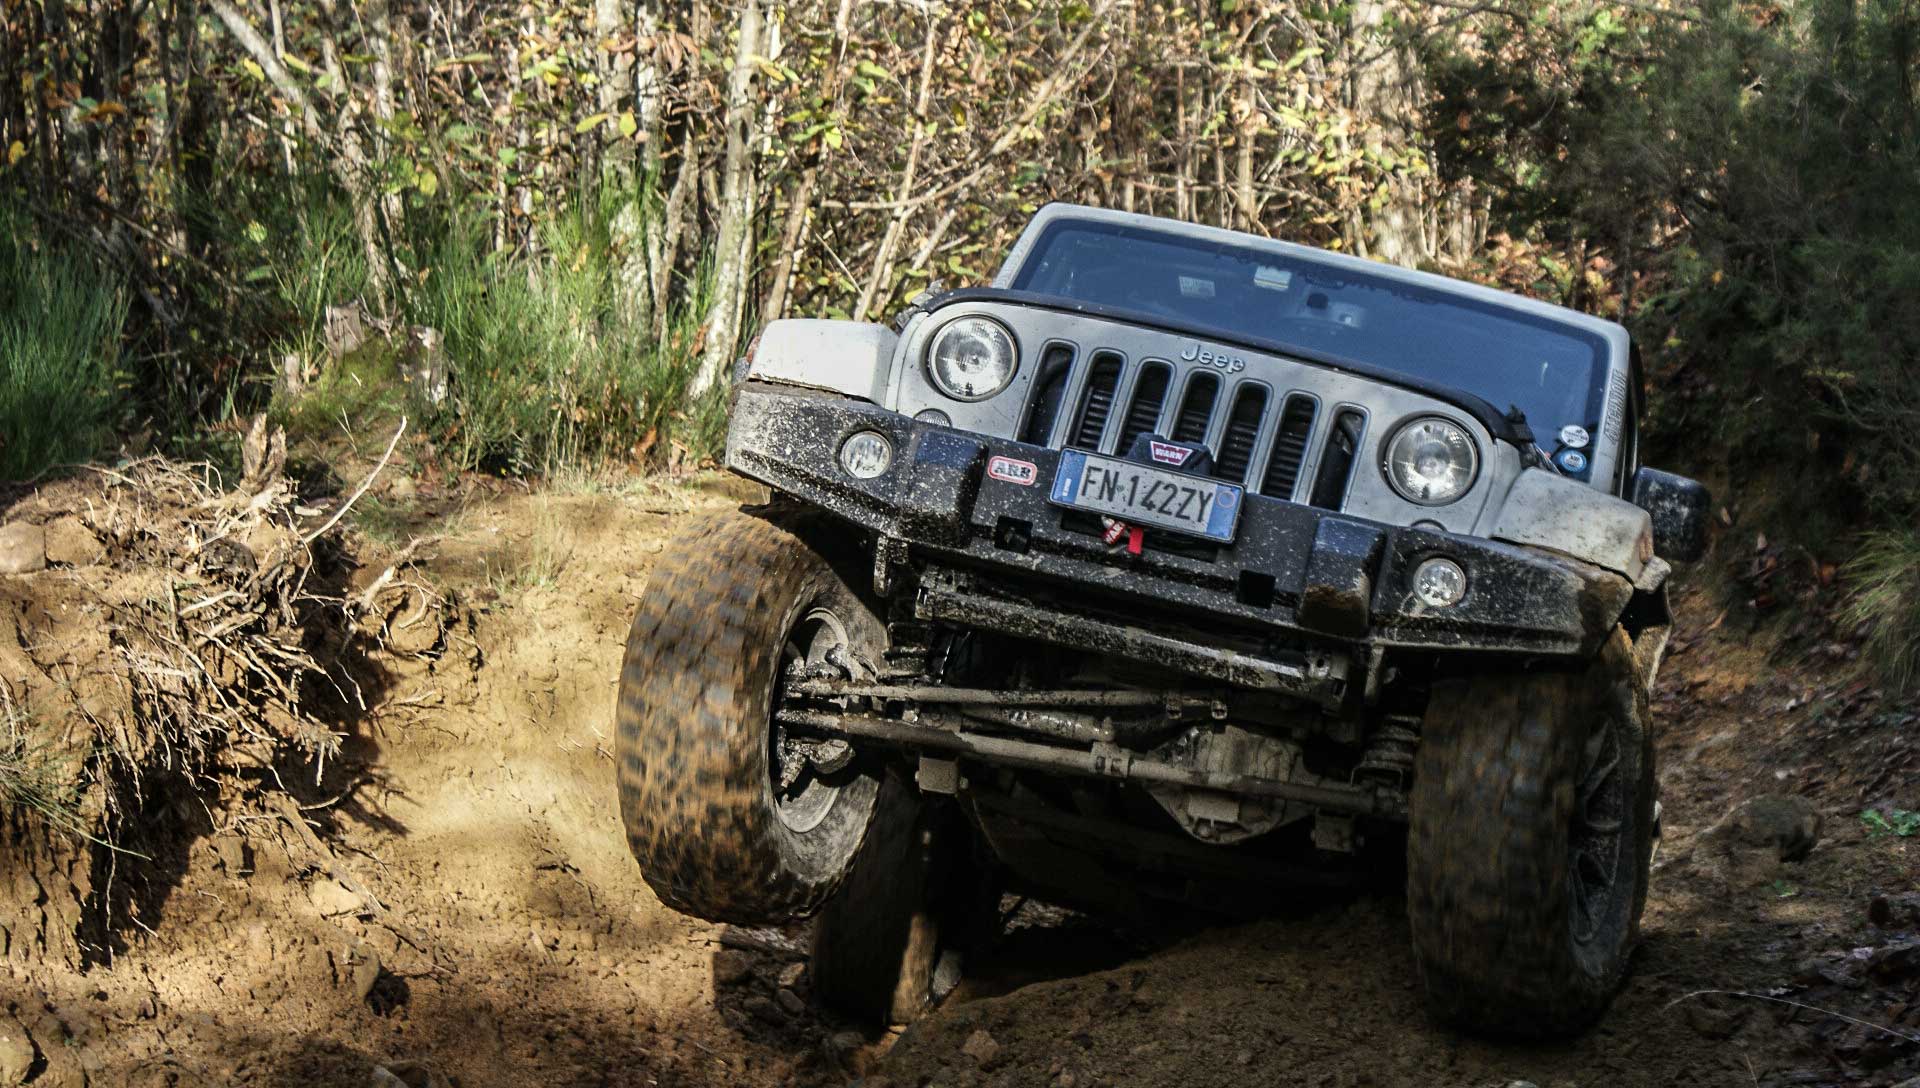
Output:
[{"xmin": 2, "ymin": 474, "xmax": 1916, "ymax": 1088}]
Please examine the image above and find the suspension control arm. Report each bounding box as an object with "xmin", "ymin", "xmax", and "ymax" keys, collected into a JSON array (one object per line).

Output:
[{"xmin": 775, "ymin": 708, "xmax": 1406, "ymax": 821}]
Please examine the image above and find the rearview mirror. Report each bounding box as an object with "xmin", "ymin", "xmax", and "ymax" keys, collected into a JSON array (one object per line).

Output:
[{"xmin": 1630, "ymin": 467, "xmax": 1710, "ymax": 563}]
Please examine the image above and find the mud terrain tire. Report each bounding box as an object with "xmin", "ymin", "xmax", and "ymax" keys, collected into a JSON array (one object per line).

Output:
[
  {"xmin": 616, "ymin": 510, "xmax": 883, "ymax": 925},
  {"xmin": 810, "ymin": 775, "xmax": 999, "ymax": 1026},
  {"xmin": 1406, "ymin": 627, "xmax": 1655, "ymax": 1038}
]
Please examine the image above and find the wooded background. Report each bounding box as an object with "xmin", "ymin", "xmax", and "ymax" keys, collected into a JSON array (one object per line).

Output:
[{"xmin": 5, "ymin": 0, "xmax": 1920, "ymax": 677}]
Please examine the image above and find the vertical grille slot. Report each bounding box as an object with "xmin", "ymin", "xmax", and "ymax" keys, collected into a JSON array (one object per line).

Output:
[
  {"xmin": 1114, "ymin": 362, "xmax": 1171, "ymax": 453},
  {"xmin": 1020, "ymin": 343, "xmax": 1076, "ymax": 445},
  {"xmin": 1170, "ymin": 373, "xmax": 1219, "ymax": 445},
  {"xmin": 1212, "ymin": 384, "xmax": 1268, "ymax": 484},
  {"xmin": 1069, "ymin": 353, "xmax": 1124, "ymax": 450},
  {"xmin": 1309, "ymin": 409, "xmax": 1367, "ymax": 510},
  {"xmin": 1259, "ymin": 394, "xmax": 1318, "ymax": 499}
]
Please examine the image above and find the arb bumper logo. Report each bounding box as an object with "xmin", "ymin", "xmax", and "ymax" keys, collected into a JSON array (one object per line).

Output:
[{"xmin": 987, "ymin": 455, "xmax": 1039, "ymax": 486}]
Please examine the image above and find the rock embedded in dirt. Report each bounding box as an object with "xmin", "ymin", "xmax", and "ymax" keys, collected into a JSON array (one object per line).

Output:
[
  {"xmin": 777, "ymin": 960, "xmax": 806, "ymax": 990},
  {"xmin": 42, "ymin": 517, "xmax": 105, "ymax": 568},
  {"xmin": 775, "ymin": 987, "xmax": 805, "ymax": 1017},
  {"xmin": 712, "ymin": 948, "xmax": 756, "ymax": 986},
  {"xmin": 0, "ymin": 1011, "xmax": 36, "ymax": 1086},
  {"xmin": 211, "ymin": 834, "xmax": 249, "ymax": 878},
  {"xmin": 1706, "ymin": 793, "xmax": 1823, "ymax": 861},
  {"xmin": 960, "ymin": 1029, "xmax": 1001, "ymax": 1068},
  {"xmin": 0, "ymin": 522, "xmax": 47, "ymax": 575},
  {"xmin": 1868, "ymin": 939, "xmax": 1920, "ymax": 982},
  {"xmin": 309, "ymin": 878, "xmax": 365, "ymax": 917},
  {"xmin": 352, "ymin": 942, "xmax": 384, "ymax": 1002},
  {"xmin": 1682, "ymin": 994, "xmax": 1750, "ymax": 1040},
  {"xmin": 371, "ymin": 1059, "xmax": 449, "ymax": 1088},
  {"xmin": 826, "ymin": 1030, "xmax": 867, "ymax": 1066},
  {"xmin": 742, "ymin": 995, "xmax": 786, "ymax": 1026}
]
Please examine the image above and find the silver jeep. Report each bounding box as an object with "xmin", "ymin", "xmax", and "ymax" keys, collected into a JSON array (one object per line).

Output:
[{"xmin": 614, "ymin": 203, "xmax": 1709, "ymax": 1037}]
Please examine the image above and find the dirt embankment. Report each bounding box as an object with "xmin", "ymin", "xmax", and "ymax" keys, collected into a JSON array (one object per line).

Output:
[{"xmin": 1, "ymin": 464, "xmax": 1916, "ymax": 1088}]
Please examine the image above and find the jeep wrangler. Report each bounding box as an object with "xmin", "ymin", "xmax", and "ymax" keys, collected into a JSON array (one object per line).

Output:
[{"xmin": 614, "ymin": 204, "xmax": 1710, "ymax": 1037}]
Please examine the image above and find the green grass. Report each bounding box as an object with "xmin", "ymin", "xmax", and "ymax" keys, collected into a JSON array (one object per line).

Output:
[
  {"xmin": 0, "ymin": 207, "xmax": 128, "ymax": 481},
  {"xmin": 255, "ymin": 175, "xmax": 728, "ymax": 480},
  {"xmin": 1840, "ymin": 529, "xmax": 1920, "ymax": 692},
  {"xmin": 406, "ymin": 187, "xmax": 727, "ymax": 477},
  {"xmin": 484, "ymin": 501, "xmax": 573, "ymax": 600}
]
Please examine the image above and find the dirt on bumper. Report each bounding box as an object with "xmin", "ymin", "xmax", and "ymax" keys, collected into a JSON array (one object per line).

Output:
[{"xmin": 725, "ymin": 381, "xmax": 1632, "ymax": 660}]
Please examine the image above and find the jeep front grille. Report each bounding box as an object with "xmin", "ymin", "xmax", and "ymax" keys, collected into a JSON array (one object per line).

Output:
[
  {"xmin": 1045, "ymin": 345, "xmax": 1361, "ymax": 504},
  {"xmin": 1020, "ymin": 343, "xmax": 1075, "ymax": 445},
  {"xmin": 1260, "ymin": 394, "xmax": 1318, "ymax": 500},
  {"xmin": 1068, "ymin": 352, "xmax": 1123, "ymax": 450},
  {"xmin": 1170, "ymin": 372, "xmax": 1218, "ymax": 445},
  {"xmin": 1212, "ymin": 384, "xmax": 1267, "ymax": 484},
  {"xmin": 1115, "ymin": 362, "xmax": 1171, "ymax": 453}
]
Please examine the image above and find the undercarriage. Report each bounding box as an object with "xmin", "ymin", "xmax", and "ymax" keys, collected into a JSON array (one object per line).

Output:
[{"xmin": 763, "ymin": 556, "xmax": 1436, "ymax": 927}]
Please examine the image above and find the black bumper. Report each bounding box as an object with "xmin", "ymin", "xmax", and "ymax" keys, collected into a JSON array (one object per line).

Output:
[{"xmin": 726, "ymin": 382, "xmax": 1631, "ymax": 662}]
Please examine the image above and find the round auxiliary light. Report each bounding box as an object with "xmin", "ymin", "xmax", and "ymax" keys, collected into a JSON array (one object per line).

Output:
[
  {"xmin": 927, "ymin": 317, "xmax": 1018, "ymax": 401},
  {"xmin": 914, "ymin": 408, "xmax": 952, "ymax": 428},
  {"xmin": 1384, "ymin": 416, "xmax": 1480, "ymax": 506},
  {"xmin": 1412, "ymin": 557, "xmax": 1469, "ymax": 609},
  {"xmin": 839, "ymin": 431, "xmax": 893, "ymax": 480}
]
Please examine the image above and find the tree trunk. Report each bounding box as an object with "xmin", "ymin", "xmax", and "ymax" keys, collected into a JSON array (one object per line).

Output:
[
  {"xmin": 760, "ymin": 166, "xmax": 816, "ymax": 322},
  {"xmin": 207, "ymin": 0, "xmax": 392, "ymax": 298},
  {"xmin": 852, "ymin": 20, "xmax": 941, "ymax": 323},
  {"xmin": 692, "ymin": 0, "xmax": 763, "ymax": 397},
  {"xmin": 596, "ymin": 0, "xmax": 637, "ymax": 182},
  {"xmin": 650, "ymin": 144, "xmax": 696, "ymax": 343},
  {"xmin": 605, "ymin": 3, "xmax": 658, "ymax": 330},
  {"xmin": 1347, "ymin": 0, "xmax": 1424, "ymax": 267}
]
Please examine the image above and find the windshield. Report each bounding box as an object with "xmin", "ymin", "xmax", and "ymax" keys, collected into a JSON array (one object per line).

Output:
[{"xmin": 1009, "ymin": 220, "xmax": 1609, "ymax": 472}]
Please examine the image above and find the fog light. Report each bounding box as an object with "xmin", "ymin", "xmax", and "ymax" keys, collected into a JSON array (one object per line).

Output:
[
  {"xmin": 1412, "ymin": 557, "xmax": 1467, "ymax": 609},
  {"xmin": 839, "ymin": 431, "xmax": 893, "ymax": 479}
]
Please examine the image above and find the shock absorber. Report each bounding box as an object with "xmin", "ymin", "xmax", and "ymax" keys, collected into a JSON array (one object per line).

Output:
[{"xmin": 1353, "ymin": 714, "xmax": 1420, "ymax": 787}]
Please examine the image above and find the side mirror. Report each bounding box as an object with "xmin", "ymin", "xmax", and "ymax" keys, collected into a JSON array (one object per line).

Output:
[{"xmin": 1630, "ymin": 467, "xmax": 1711, "ymax": 563}]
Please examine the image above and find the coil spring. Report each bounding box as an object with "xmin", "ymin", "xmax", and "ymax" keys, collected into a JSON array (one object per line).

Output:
[{"xmin": 1354, "ymin": 719, "xmax": 1420, "ymax": 785}]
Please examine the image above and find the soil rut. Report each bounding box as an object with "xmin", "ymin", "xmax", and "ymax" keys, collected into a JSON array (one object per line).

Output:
[{"xmin": 1, "ymin": 475, "xmax": 1914, "ymax": 1088}]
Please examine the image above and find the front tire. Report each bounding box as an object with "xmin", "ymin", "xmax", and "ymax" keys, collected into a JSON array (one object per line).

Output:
[
  {"xmin": 616, "ymin": 510, "xmax": 884, "ymax": 925},
  {"xmin": 810, "ymin": 776, "xmax": 1001, "ymax": 1027},
  {"xmin": 1406, "ymin": 628, "xmax": 1656, "ymax": 1038}
]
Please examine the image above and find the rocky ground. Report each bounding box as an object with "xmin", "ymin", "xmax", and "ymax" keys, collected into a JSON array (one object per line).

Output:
[{"xmin": 1, "ymin": 459, "xmax": 1916, "ymax": 1088}]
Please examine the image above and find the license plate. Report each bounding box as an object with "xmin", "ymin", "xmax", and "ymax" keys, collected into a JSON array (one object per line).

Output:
[{"xmin": 1049, "ymin": 449, "xmax": 1242, "ymax": 543}]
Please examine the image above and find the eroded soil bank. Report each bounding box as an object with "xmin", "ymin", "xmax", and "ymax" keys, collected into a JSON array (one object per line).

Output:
[{"xmin": 1, "ymin": 468, "xmax": 1915, "ymax": 1088}]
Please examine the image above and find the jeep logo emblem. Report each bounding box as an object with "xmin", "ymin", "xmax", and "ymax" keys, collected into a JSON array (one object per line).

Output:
[{"xmin": 1179, "ymin": 341, "xmax": 1248, "ymax": 373}]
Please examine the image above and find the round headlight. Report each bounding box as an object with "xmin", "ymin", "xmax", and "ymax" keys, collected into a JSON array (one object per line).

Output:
[
  {"xmin": 839, "ymin": 431, "xmax": 893, "ymax": 479},
  {"xmin": 927, "ymin": 317, "xmax": 1017, "ymax": 401},
  {"xmin": 1383, "ymin": 417, "xmax": 1479, "ymax": 506},
  {"xmin": 1412, "ymin": 556, "xmax": 1468, "ymax": 608}
]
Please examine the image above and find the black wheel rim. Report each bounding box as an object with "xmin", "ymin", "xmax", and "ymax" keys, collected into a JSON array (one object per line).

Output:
[
  {"xmin": 770, "ymin": 606, "xmax": 854, "ymax": 833},
  {"xmin": 1568, "ymin": 714, "xmax": 1627, "ymax": 946}
]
